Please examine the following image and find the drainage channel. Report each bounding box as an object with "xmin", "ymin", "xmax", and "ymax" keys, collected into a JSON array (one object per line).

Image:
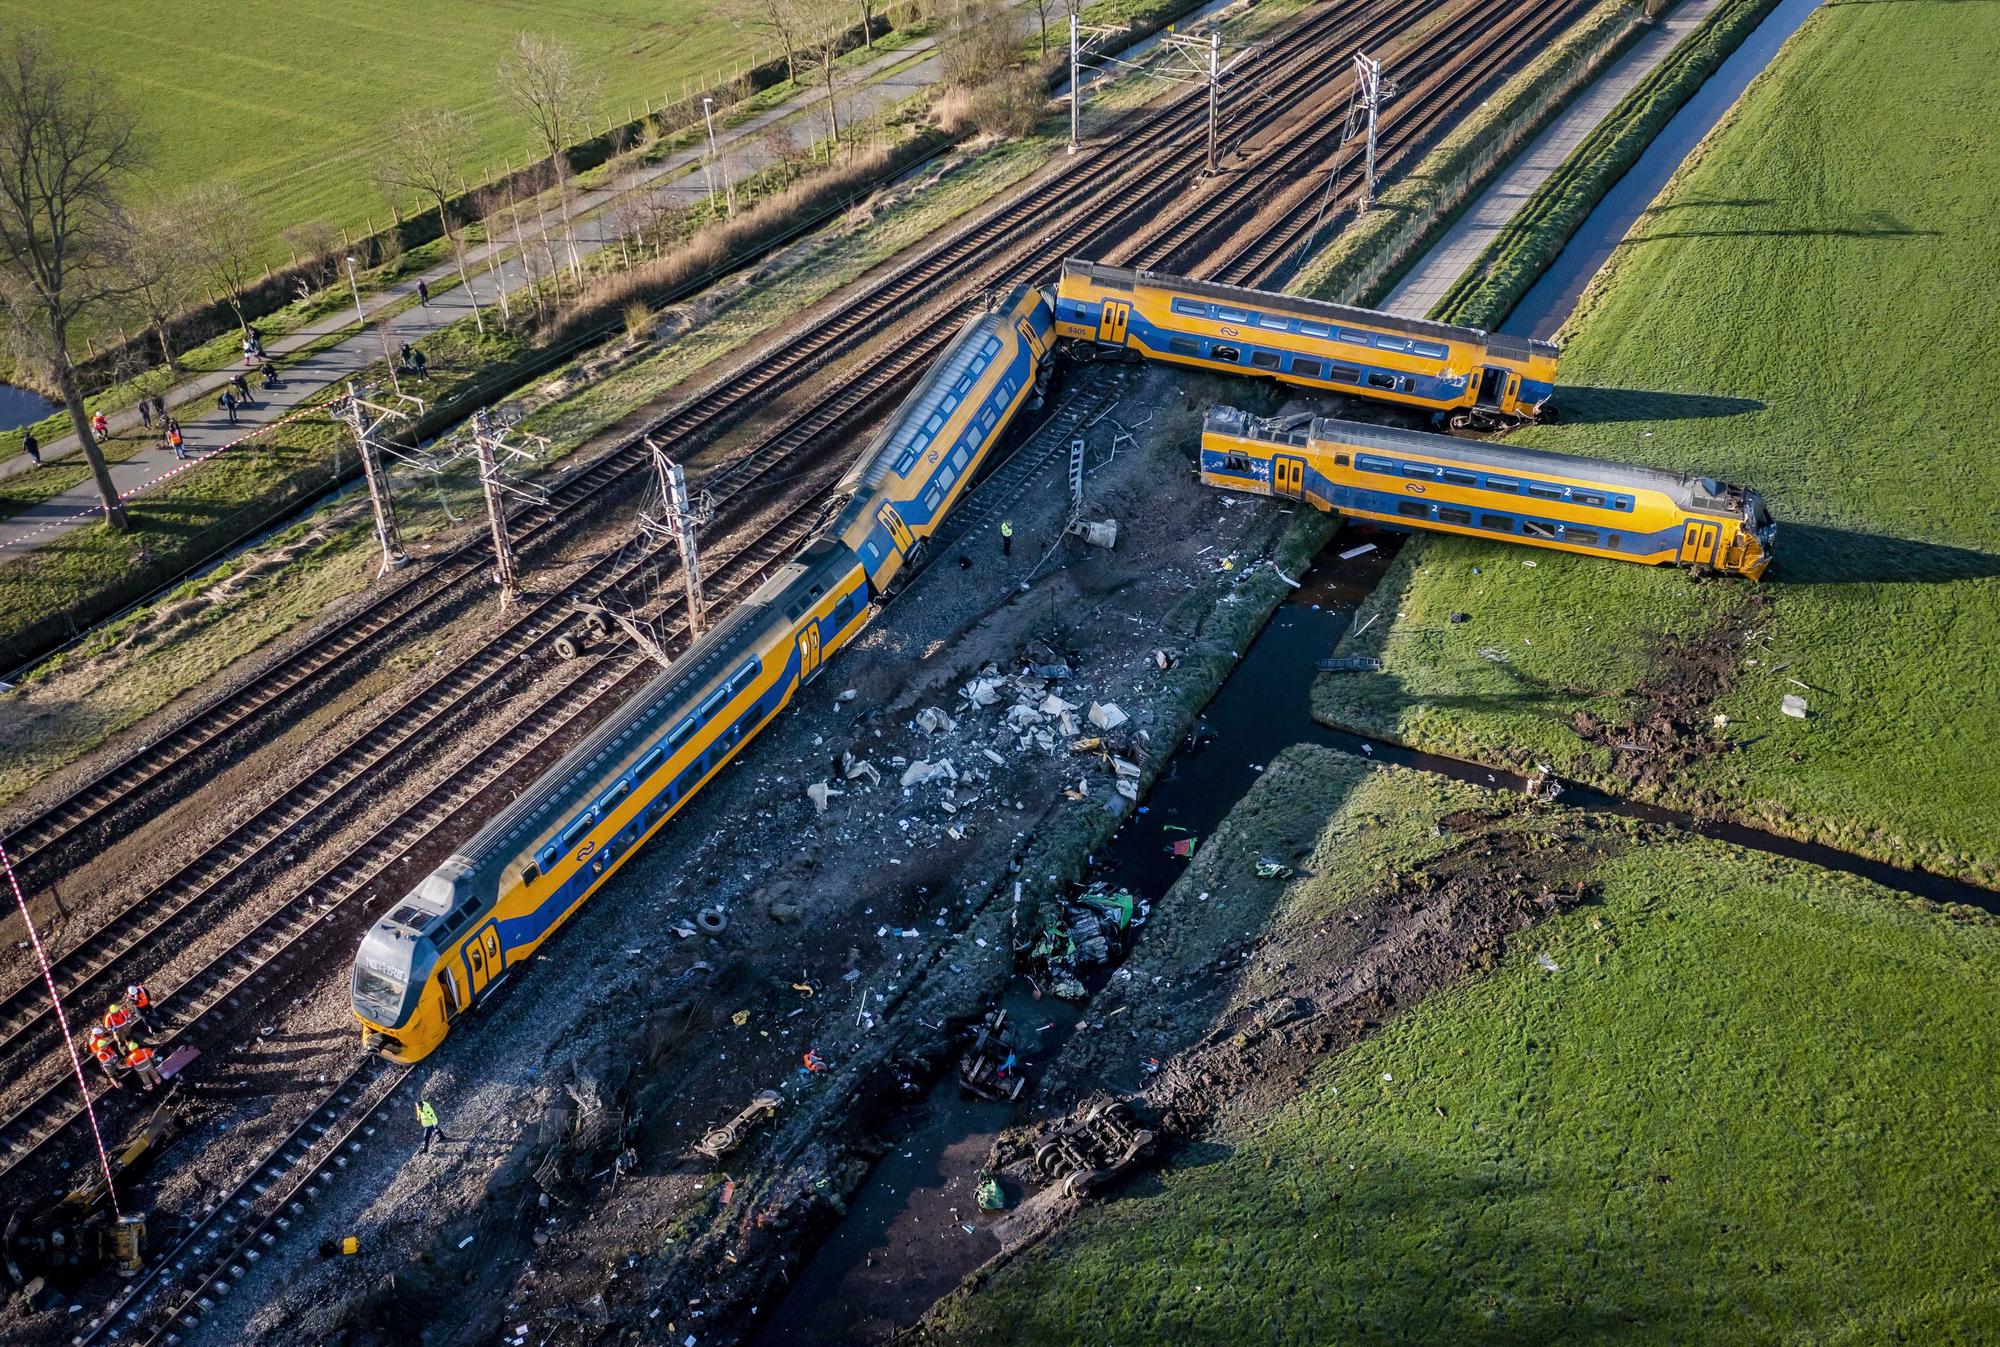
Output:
[
  {"xmin": 752, "ymin": 523, "xmax": 1995, "ymax": 1345},
  {"xmin": 1503, "ymin": 0, "xmax": 1825, "ymax": 339}
]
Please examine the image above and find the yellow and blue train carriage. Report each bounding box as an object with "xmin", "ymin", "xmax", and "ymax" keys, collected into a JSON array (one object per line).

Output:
[
  {"xmin": 1053, "ymin": 260, "xmax": 1559, "ymax": 429},
  {"xmin": 352, "ymin": 288, "xmax": 1057, "ymax": 1063},
  {"xmin": 1201, "ymin": 406, "xmax": 1774, "ymax": 578},
  {"xmin": 831, "ymin": 283, "xmax": 1053, "ymax": 591},
  {"xmin": 351, "ymin": 540, "xmax": 874, "ymax": 1061}
]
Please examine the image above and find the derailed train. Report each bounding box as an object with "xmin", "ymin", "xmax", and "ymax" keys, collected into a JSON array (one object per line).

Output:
[
  {"xmin": 351, "ymin": 286, "xmax": 1054, "ymax": 1060},
  {"xmin": 353, "ymin": 265, "xmax": 1770, "ymax": 1061}
]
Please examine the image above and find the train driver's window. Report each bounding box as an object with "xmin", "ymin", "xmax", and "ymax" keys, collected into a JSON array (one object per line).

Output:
[{"xmin": 1334, "ymin": 454, "xmax": 1350, "ymax": 467}]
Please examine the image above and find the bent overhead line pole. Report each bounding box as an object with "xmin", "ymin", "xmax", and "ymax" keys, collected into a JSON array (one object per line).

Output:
[{"xmin": 332, "ymin": 382, "xmax": 423, "ymax": 575}]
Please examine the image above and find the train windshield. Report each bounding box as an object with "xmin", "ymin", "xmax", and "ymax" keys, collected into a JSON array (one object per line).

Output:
[{"xmin": 352, "ymin": 956, "xmax": 407, "ymax": 1022}]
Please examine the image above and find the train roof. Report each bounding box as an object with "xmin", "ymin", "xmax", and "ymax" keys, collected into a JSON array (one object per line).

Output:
[
  {"xmin": 444, "ymin": 538, "xmax": 852, "ymax": 876},
  {"xmin": 840, "ymin": 302, "xmax": 1014, "ymax": 495},
  {"xmin": 1300, "ymin": 415, "xmax": 1738, "ymax": 512},
  {"xmin": 1063, "ymin": 260, "xmax": 1559, "ymax": 363}
]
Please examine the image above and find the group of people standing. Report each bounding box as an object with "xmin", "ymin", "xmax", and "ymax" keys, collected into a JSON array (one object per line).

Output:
[{"xmin": 83, "ymin": 982, "xmax": 165, "ymax": 1091}]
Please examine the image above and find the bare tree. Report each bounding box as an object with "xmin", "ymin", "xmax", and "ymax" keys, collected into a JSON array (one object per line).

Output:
[
  {"xmin": 787, "ymin": 0, "xmax": 850, "ymax": 145},
  {"xmin": 470, "ymin": 186, "xmax": 514, "ymax": 322},
  {"xmin": 112, "ymin": 199, "xmax": 198, "ymax": 372},
  {"xmin": 378, "ymin": 108, "xmax": 485, "ymax": 334},
  {"xmin": 186, "ymin": 182, "xmax": 260, "ymax": 337},
  {"xmin": 858, "ymin": 0, "xmax": 878, "ymax": 50},
  {"xmin": 0, "ymin": 33, "xmax": 140, "ymax": 528},
  {"xmin": 728, "ymin": 0, "xmax": 805, "ymax": 84},
  {"xmin": 937, "ymin": 0, "xmax": 1020, "ymax": 90},
  {"xmin": 280, "ymin": 219, "xmax": 340, "ymax": 289},
  {"xmin": 1031, "ymin": 0, "xmax": 1055, "ymax": 56},
  {"xmin": 497, "ymin": 32, "xmax": 600, "ymax": 284}
]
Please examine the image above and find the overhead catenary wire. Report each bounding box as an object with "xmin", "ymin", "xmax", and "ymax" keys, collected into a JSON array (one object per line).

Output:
[{"xmin": 1, "ymin": 840, "xmax": 122, "ymax": 1217}]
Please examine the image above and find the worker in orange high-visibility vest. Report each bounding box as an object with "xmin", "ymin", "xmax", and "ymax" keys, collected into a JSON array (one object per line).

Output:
[
  {"xmin": 103, "ymin": 1001, "xmax": 135, "ymax": 1045},
  {"xmin": 86, "ymin": 1027, "xmax": 124, "ymax": 1089},
  {"xmin": 125, "ymin": 983, "xmax": 155, "ymax": 1032},
  {"xmin": 124, "ymin": 1042, "xmax": 162, "ymax": 1091}
]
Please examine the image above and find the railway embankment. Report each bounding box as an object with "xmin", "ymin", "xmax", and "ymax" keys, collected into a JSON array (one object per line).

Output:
[{"xmin": 1313, "ymin": 0, "xmax": 2000, "ymax": 884}]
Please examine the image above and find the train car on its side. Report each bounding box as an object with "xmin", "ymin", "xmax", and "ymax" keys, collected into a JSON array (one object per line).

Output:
[
  {"xmin": 1053, "ymin": 260, "xmax": 1559, "ymax": 429},
  {"xmin": 351, "ymin": 286, "xmax": 1055, "ymax": 1063},
  {"xmin": 1201, "ymin": 406, "xmax": 1774, "ymax": 578}
]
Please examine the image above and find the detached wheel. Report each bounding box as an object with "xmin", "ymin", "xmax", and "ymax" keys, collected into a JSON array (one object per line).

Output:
[
  {"xmin": 553, "ymin": 635, "xmax": 582, "ymax": 660},
  {"xmin": 696, "ymin": 907, "xmax": 728, "ymax": 936}
]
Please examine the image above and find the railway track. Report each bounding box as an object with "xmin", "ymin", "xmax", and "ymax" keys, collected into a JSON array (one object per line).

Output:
[
  {"xmin": 75, "ymin": 1056, "xmax": 409, "ymax": 1347},
  {"xmin": 0, "ymin": 0, "xmax": 1445, "ymax": 905},
  {"xmin": 8, "ymin": 5, "xmax": 1596, "ymax": 1334},
  {"xmin": 1, "ymin": 0, "xmax": 1577, "ymax": 1179}
]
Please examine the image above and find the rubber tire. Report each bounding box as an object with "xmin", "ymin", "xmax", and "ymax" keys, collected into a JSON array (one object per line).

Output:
[{"xmin": 696, "ymin": 907, "xmax": 728, "ymax": 936}]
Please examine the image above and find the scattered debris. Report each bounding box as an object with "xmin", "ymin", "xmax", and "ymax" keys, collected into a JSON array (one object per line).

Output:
[
  {"xmin": 1537, "ymin": 951, "xmax": 1561, "ymax": 974},
  {"xmin": 1339, "ymin": 543, "xmax": 1377, "ymax": 560},
  {"xmin": 806, "ymin": 781, "xmax": 835, "ymax": 814},
  {"xmin": 694, "ymin": 1090, "xmax": 783, "ymax": 1160},
  {"xmin": 916, "ymin": 706, "xmax": 956, "ymax": 734},
  {"xmin": 1253, "ymin": 857, "xmax": 1295, "ymax": 880},
  {"xmin": 1317, "ymin": 656, "xmax": 1382, "ymax": 673},
  {"xmin": 957, "ymin": 1010, "xmax": 1027, "ymax": 1102},
  {"xmin": 1780, "ymin": 693, "xmax": 1808, "ymax": 719},
  {"xmin": 1067, "ymin": 517, "xmax": 1119, "ymax": 549},
  {"xmin": 975, "ymin": 1177, "xmax": 1008, "ymax": 1210},
  {"xmin": 1088, "ymin": 702, "xmax": 1129, "ymax": 731}
]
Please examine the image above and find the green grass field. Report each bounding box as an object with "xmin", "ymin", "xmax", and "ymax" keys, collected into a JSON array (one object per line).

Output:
[
  {"xmin": 1316, "ymin": 0, "xmax": 2000, "ymax": 883},
  {"xmin": 0, "ymin": 1, "xmax": 764, "ymax": 266},
  {"xmin": 926, "ymin": 748, "xmax": 2000, "ymax": 1344}
]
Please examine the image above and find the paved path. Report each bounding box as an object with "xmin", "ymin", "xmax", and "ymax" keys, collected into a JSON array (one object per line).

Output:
[
  {"xmin": 1383, "ymin": 0, "xmax": 1730, "ymax": 319},
  {"xmin": 0, "ymin": 27, "xmax": 1000, "ymax": 556}
]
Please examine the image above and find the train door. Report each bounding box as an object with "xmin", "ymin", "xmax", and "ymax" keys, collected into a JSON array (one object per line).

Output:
[
  {"xmin": 876, "ymin": 502, "xmax": 913, "ymax": 554},
  {"xmin": 1679, "ymin": 521, "xmax": 1721, "ymax": 565},
  {"xmin": 1476, "ymin": 367, "xmax": 1508, "ymax": 408},
  {"xmin": 466, "ymin": 923, "xmax": 504, "ymax": 997},
  {"xmin": 799, "ymin": 622, "xmax": 823, "ymax": 682},
  {"xmin": 1096, "ymin": 300, "xmax": 1131, "ymax": 346},
  {"xmin": 1272, "ymin": 456, "xmax": 1307, "ymax": 500},
  {"xmin": 440, "ymin": 965, "xmax": 466, "ymax": 1024}
]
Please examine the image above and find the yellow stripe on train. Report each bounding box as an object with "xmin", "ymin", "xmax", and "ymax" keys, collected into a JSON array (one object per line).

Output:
[{"xmin": 1200, "ymin": 406, "xmax": 1774, "ymax": 579}]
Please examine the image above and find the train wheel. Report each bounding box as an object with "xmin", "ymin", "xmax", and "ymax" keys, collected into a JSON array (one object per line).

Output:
[{"xmin": 554, "ymin": 635, "xmax": 581, "ymax": 660}]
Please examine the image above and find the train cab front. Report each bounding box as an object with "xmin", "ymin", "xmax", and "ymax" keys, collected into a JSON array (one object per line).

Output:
[{"xmin": 351, "ymin": 897, "xmax": 449, "ymax": 1063}]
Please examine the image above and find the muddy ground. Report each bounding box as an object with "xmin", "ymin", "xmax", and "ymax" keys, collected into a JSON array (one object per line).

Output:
[{"xmin": 53, "ymin": 359, "xmax": 1323, "ymax": 1347}]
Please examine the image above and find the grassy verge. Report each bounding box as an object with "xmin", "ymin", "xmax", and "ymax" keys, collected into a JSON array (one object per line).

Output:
[
  {"xmin": 1290, "ymin": 0, "xmax": 1649, "ymax": 305},
  {"xmin": 1313, "ymin": 0, "xmax": 2000, "ymax": 883},
  {"xmin": 926, "ymin": 747, "xmax": 2000, "ymax": 1344},
  {"xmin": 1431, "ymin": 0, "xmax": 1784, "ymax": 328}
]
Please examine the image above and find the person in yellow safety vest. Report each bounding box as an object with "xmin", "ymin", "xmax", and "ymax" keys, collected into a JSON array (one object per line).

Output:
[
  {"xmin": 124, "ymin": 1042, "xmax": 162, "ymax": 1091},
  {"xmin": 86, "ymin": 1027, "xmax": 123, "ymax": 1089},
  {"xmin": 125, "ymin": 983, "xmax": 154, "ymax": 1031},
  {"xmin": 1000, "ymin": 520, "xmax": 1013, "ymax": 558},
  {"xmin": 417, "ymin": 1099, "xmax": 450, "ymax": 1154},
  {"xmin": 102, "ymin": 1001, "xmax": 134, "ymax": 1045}
]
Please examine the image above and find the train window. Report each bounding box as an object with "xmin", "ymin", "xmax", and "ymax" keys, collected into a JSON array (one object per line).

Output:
[
  {"xmin": 1298, "ymin": 321, "xmax": 1332, "ymax": 339},
  {"xmin": 923, "ymin": 412, "xmax": 946, "ymax": 434},
  {"xmin": 1292, "ymin": 358, "xmax": 1323, "ymax": 379},
  {"xmin": 1216, "ymin": 306, "xmax": 1252, "ymax": 322},
  {"xmin": 923, "ymin": 484, "xmax": 945, "ymax": 512},
  {"xmin": 537, "ymin": 844, "xmax": 559, "ymax": 870},
  {"xmin": 1330, "ymin": 365, "xmax": 1361, "ymax": 384},
  {"xmin": 1340, "ymin": 328, "xmax": 1376, "ymax": 346},
  {"xmin": 1366, "ymin": 372, "xmax": 1398, "ymax": 390},
  {"xmin": 1257, "ymin": 315, "xmax": 1290, "ymax": 331},
  {"xmin": 634, "ymin": 747, "xmax": 664, "ymax": 781},
  {"xmin": 1213, "ymin": 345, "xmax": 1242, "ymax": 363},
  {"xmin": 1412, "ymin": 341, "xmax": 1450, "ymax": 360},
  {"xmin": 1566, "ymin": 528, "xmax": 1600, "ymax": 546},
  {"xmin": 1001, "ymin": 377, "xmax": 1018, "ymax": 397},
  {"xmin": 1437, "ymin": 507, "xmax": 1473, "ymax": 525},
  {"xmin": 1480, "ymin": 514, "xmax": 1513, "ymax": 531},
  {"xmin": 521, "ymin": 863, "xmax": 541, "ymax": 887},
  {"xmin": 1251, "ymin": 351, "xmax": 1282, "ymax": 370},
  {"xmin": 1483, "ymin": 476, "xmax": 1518, "ymax": 493},
  {"xmin": 1356, "ymin": 455, "xmax": 1396, "ymax": 475},
  {"xmin": 1399, "ymin": 462, "xmax": 1442, "ymax": 479},
  {"xmin": 1441, "ymin": 469, "xmax": 1478, "ymax": 487},
  {"xmin": 1168, "ymin": 337, "xmax": 1200, "ymax": 356},
  {"xmin": 559, "ymin": 812, "xmax": 596, "ymax": 850},
  {"xmin": 1522, "ymin": 520, "xmax": 1559, "ymax": 539},
  {"xmin": 937, "ymin": 465, "xmax": 958, "ymax": 492},
  {"xmin": 1570, "ymin": 490, "xmax": 1607, "ymax": 508},
  {"xmin": 665, "ymin": 719, "xmax": 696, "ymax": 751},
  {"xmin": 951, "ymin": 444, "xmax": 972, "ymax": 469},
  {"xmin": 1524, "ymin": 482, "xmax": 1564, "ymax": 500},
  {"xmin": 598, "ymin": 780, "xmax": 631, "ymax": 813},
  {"xmin": 1224, "ymin": 452, "xmax": 1252, "ymax": 471},
  {"xmin": 1607, "ymin": 533, "xmax": 1622, "ymax": 547},
  {"xmin": 1170, "ymin": 298, "xmax": 1210, "ymax": 318},
  {"xmin": 1396, "ymin": 501, "xmax": 1430, "ymax": 519},
  {"xmin": 1334, "ymin": 454, "xmax": 1350, "ymax": 467},
  {"xmin": 1373, "ymin": 335, "xmax": 1414, "ymax": 353}
]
